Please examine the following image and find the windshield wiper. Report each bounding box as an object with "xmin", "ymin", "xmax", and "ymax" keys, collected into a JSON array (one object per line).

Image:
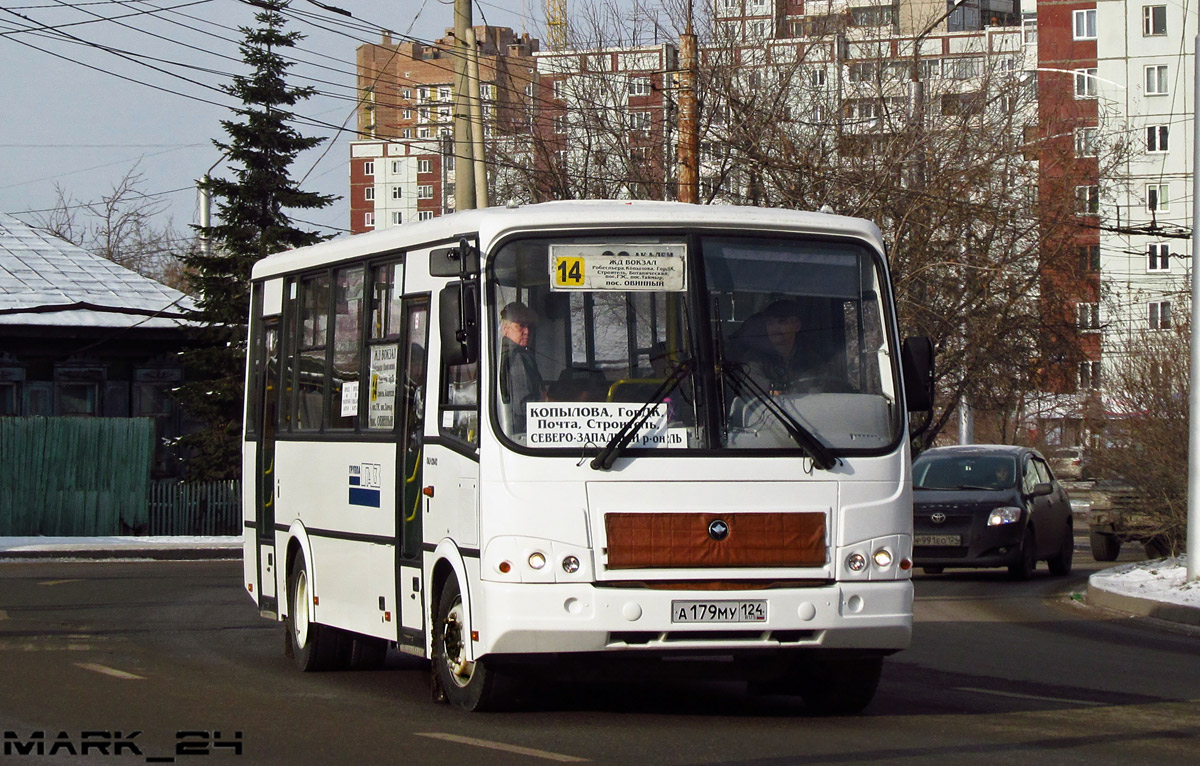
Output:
[
  {"xmin": 590, "ymin": 359, "xmax": 692, "ymax": 471},
  {"xmin": 721, "ymin": 362, "xmax": 836, "ymax": 470}
]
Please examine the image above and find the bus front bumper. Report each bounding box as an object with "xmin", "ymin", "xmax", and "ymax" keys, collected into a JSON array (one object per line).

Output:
[{"xmin": 471, "ymin": 580, "xmax": 912, "ymax": 657}]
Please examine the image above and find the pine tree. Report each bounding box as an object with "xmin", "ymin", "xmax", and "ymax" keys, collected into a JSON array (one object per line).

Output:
[{"xmin": 178, "ymin": 1, "xmax": 335, "ymax": 480}]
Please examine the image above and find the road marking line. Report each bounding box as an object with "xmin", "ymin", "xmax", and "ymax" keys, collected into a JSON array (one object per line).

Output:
[
  {"xmin": 74, "ymin": 662, "xmax": 144, "ymax": 680},
  {"xmin": 415, "ymin": 732, "xmax": 588, "ymax": 762},
  {"xmin": 39, "ymin": 579, "xmax": 83, "ymax": 586},
  {"xmin": 956, "ymin": 687, "xmax": 1104, "ymax": 707}
]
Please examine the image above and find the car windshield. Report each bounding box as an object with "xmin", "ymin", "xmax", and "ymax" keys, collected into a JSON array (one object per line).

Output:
[
  {"xmin": 913, "ymin": 454, "xmax": 1019, "ymax": 490},
  {"xmin": 488, "ymin": 232, "xmax": 902, "ymax": 455}
]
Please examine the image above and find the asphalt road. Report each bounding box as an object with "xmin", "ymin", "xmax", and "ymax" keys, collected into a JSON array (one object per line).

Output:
[{"xmin": 0, "ymin": 548, "xmax": 1196, "ymax": 766}]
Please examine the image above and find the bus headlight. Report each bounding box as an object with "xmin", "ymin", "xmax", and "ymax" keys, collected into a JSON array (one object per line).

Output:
[
  {"xmin": 528, "ymin": 552, "xmax": 547, "ymax": 570},
  {"xmin": 873, "ymin": 549, "xmax": 893, "ymax": 568},
  {"xmin": 847, "ymin": 553, "xmax": 867, "ymax": 572},
  {"xmin": 561, "ymin": 555, "xmax": 580, "ymax": 574}
]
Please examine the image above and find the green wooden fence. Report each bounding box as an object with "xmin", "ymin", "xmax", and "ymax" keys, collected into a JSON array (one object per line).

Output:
[
  {"xmin": 0, "ymin": 417, "xmax": 153, "ymax": 536},
  {"xmin": 147, "ymin": 480, "xmax": 242, "ymax": 536}
]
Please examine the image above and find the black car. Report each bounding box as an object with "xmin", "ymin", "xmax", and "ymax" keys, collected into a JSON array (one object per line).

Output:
[{"xmin": 912, "ymin": 445, "xmax": 1074, "ymax": 579}]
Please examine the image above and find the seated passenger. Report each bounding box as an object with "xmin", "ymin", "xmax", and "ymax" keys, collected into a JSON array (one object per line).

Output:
[{"xmin": 498, "ymin": 302, "xmax": 544, "ymax": 433}]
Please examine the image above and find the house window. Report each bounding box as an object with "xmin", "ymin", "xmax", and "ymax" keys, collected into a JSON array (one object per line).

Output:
[
  {"xmin": 1079, "ymin": 361, "xmax": 1101, "ymax": 390},
  {"xmin": 1145, "ymin": 65, "xmax": 1169, "ymax": 95},
  {"xmin": 1078, "ymin": 244, "xmax": 1100, "ymax": 272},
  {"xmin": 553, "ymin": 115, "xmax": 567, "ymax": 134},
  {"xmin": 364, "ymin": 212, "xmax": 375, "ymax": 228},
  {"xmin": 481, "ymin": 83, "xmax": 494, "ymax": 100},
  {"xmin": 439, "ymin": 87, "xmax": 452, "ymax": 101},
  {"xmin": 417, "ymin": 185, "xmax": 434, "ymax": 199},
  {"xmin": 631, "ymin": 111, "xmax": 653, "ymax": 132},
  {"xmin": 402, "ymin": 108, "xmax": 413, "ymax": 119},
  {"xmin": 364, "ymin": 186, "xmax": 374, "ymax": 201},
  {"xmin": 391, "ymin": 160, "xmax": 402, "ymax": 173},
  {"xmin": 1149, "ymin": 300, "xmax": 1171, "ymax": 329},
  {"xmin": 1073, "ymin": 9, "xmax": 1097, "ymax": 39},
  {"xmin": 391, "ymin": 212, "xmax": 402, "ymax": 225},
  {"xmin": 1022, "ymin": 17, "xmax": 1037, "ymax": 45},
  {"xmin": 1143, "ymin": 5, "xmax": 1167, "ymax": 35},
  {"xmin": 391, "ymin": 185, "xmax": 402, "ymax": 199},
  {"xmin": 1074, "ymin": 127, "xmax": 1097, "ymax": 157},
  {"xmin": 1075, "ymin": 68, "xmax": 1098, "ymax": 98},
  {"xmin": 1147, "ymin": 125, "xmax": 1169, "ymax": 152},
  {"xmin": 401, "ymin": 88, "xmax": 412, "ymax": 100},
  {"xmin": 808, "ymin": 68, "xmax": 826, "ymax": 88},
  {"xmin": 1147, "ymin": 243, "xmax": 1170, "ymax": 271},
  {"xmin": 418, "ymin": 159, "xmax": 433, "ymax": 173},
  {"xmin": 553, "ymin": 79, "xmax": 567, "ymax": 100},
  {"xmin": 418, "ymin": 211, "xmax": 434, "ymax": 221},
  {"xmin": 628, "ymin": 76, "xmax": 652, "ymax": 96},
  {"xmin": 1146, "ymin": 183, "xmax": 1169, "ymax": 212},
  {"xmin": 363, "ymin": 160, "xmax": 375, "ymax": 176},
  {"xmin": 1077, "ymin": 302, "xmax": 1100, "ymax": 331},
  {"xmin": 1075, "ymin": 185, "xmax": 1099, "ymax": 215}
]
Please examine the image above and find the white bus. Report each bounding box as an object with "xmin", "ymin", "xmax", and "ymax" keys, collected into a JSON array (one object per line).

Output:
[{"xmin": 242, "ymin": 200, "xmax": 933, "ymax": 713}]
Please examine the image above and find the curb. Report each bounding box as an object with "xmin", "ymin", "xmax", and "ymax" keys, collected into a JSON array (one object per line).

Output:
[
  {"xmin": 0, "ymin": 546, "xmax": 240, "ymax": 561},
  {"xmin": 1086, "ymin": 570, "xmax": 1200, "ymax": 628}
]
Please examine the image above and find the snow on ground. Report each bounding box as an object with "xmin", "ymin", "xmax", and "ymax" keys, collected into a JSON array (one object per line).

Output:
[{"xmin": 1089, "ymin": 555, "xmax": 1200, "ymax": 610}]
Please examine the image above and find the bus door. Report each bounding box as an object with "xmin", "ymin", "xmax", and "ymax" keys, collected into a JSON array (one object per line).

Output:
[
  {"xmin": 397, "ymin": 297, "xmax": 430, "ymax": 641},
  {"xmin": 256, "ymin": 316, "xmax": 280, "ymax": 611}
]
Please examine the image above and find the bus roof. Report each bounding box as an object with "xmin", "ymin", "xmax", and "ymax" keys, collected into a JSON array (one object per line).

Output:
[{"xmin": 251, "ymin": 200, "xmax": 885, "ymax": 281}]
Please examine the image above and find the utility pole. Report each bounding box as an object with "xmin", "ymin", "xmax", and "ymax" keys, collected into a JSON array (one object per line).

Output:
[
  {"xmin": 1188, "ymin": 25, "xmax": 1199, "ymax": 580},
  {"xmin": 466, "ymin": 27, "xmax": 489, "ymax": 208},
  {"xmin": 677, "ymin": 3, "xmax": 698, "ymax": 204},
  {"xmin": 453, "ymin": 0, "xmax": 476, "ymax": 211}
]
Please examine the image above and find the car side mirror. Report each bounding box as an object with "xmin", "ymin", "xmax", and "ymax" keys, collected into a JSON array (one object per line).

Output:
[{"xmin": 1029, "ymin": 482, "xmax": 1053, "ymax": 498}]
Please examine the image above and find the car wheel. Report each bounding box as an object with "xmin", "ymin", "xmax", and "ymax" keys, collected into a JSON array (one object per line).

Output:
[
  {"xmin": 1047, "ymin": 520, "xmax": 1074, "ymax": 576},
  {"xmin": 1008, "ymin": 528, "xmax": 1036, "ymax": 580},
  {"xmin": 797, "ymin": 656, "xmax": 884, "ymax": 715},
  {"xmin": 1143, "ymin": 535, "xmax": 1173, "ymax": 559},
  {"xmin": 1089, "ymin": 529, "xmax": 1121, "ymax": 562},
  {"xmin": 285, "ymin": 555, "xmax": 342, "ymax": 672},
  {"xmin": 432, "ymin": 577, "xmax": 504, "ymax": 711}
]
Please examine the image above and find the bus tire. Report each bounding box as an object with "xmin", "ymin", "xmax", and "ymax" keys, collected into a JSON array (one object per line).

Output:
[
  {"xmin": 433, "ymin": 577, "xmax": 502, "ymax": 711},
  {"xmin": 347, "ymin": 635, "xmax": 388, "ymax": 670},
  {"xmin": 285, "ymin": 556, "xmax": 340, "ymax": 672},
  {"xmin": 797, "ymin": 656, "xmax": 883, "ymax": 715}
]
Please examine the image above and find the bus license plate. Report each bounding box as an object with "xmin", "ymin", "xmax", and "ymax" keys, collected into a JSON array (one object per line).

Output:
[
  {"xmin": 671, "ymin": 600, "xmax": 767, "ymax": 623},
  {"xmin": 914, "ymin": 534, "xmax": 961, "ymax": 546}
]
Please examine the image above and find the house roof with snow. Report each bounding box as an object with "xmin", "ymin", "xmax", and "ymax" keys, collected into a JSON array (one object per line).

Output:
[{"xmin": 0, "ymin": 212, "xmax": 193, "ymax": 329}]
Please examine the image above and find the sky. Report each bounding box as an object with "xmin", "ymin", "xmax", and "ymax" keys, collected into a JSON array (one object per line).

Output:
[{"xmin": 0, "ymin": 0, "xmax": 546, "ymax": 241}]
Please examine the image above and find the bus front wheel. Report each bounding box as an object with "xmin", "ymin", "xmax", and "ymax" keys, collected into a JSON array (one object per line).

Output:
[
  {"xmin": 797, "ymin": 656, "xmax": 883, "ymax": 715},
  {"xmin": 285, "ymin": 556, "xmax": 340, "ymax": 672},
  {"xmin": 433, "ymin": 578, "xmax": 503, "ymax": 711}
]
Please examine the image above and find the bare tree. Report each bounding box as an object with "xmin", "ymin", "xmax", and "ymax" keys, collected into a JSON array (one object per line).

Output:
[
  {"xmin": 1085, "ymin": 318, "xmax": 1188, "ymax": 555},
  {"xmin": 32, "ymin": 164, "xmax": 196, "ymax": 291}
]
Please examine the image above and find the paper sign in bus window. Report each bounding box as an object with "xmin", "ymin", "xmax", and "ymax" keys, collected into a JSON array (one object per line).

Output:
[
  {"xmin": 549, "ymin": 244, "xmax": 687, "ymax": 292},
  {"xmin": 369, "ymin": 344, "xmax": 398, "ymax": 429},
  {"xmin": 525, "ymin": 402, "xmax": 685, "ymax": 448}
]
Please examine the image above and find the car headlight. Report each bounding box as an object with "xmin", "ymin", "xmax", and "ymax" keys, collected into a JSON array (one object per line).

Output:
[{"xmin": 988, "ymin": 506, "xmax": 1022, "ymax": 526}]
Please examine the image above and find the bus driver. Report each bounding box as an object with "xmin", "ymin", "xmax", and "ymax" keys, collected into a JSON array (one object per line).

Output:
[{"xmin": 498, "ymin": 301, "xmax": 544, "ymax": 434}]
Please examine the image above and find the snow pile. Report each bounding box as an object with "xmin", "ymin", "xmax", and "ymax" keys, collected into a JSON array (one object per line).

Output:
[{"xmin": 1089, "ymin": 556, "xmax": 1200, "ymax": 610}]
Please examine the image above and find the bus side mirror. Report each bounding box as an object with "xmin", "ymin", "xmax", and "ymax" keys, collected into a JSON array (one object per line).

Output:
[
  {"xmin": 440, "ymin": 281, "xmax": 479, "ymax": 366},
  {"xmin": 901, "ymin": 336, "xmax": 934, "ymax": 413},
  {"xmin": 430, "ymin": 238, "xmax": 480, "ymax": 277}
]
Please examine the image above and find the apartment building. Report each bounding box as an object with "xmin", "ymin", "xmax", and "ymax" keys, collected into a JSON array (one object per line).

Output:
[{"xmin": 350, "ymin": 27, "xmax": 539, "ymax": 233}]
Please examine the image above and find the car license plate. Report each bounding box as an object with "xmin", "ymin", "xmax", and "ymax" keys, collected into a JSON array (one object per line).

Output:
[
  {"xmin": 914, "ymin": 534, "xmax": 961, "ymax": 546},
  {"xmin": 671, "ymin": 600, "xmax": 767, "ymax": 623}
]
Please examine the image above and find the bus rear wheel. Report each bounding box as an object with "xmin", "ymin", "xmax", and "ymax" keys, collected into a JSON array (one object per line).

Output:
[
  {"xmin": 285, "ymin": 556, "xmax": 341, "ymax": 672},
  {"xmin": 433, "ymin": 578, "xmax": 503, "ymax": 711}
]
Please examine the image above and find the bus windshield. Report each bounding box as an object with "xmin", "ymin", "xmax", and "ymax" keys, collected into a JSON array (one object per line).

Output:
[{"xmin": 489, "ymin": 232, "xmax": 900, "ymax": 455}]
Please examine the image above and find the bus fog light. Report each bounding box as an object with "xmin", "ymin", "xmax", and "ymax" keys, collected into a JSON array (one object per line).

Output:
[
  {"xmin": 847, "ymin": 553, "xmax": 867, "ymax": 572},
  {"xmin": 873, "ymin": 549, "xmax": 893, "ymax": 568},
  {"xmin": 528, "ymin": 552, "xmax": 547, "ymax": 570},
  {"xmin": 561, "ymin": 555, "xmax": 580, "ymax": 574},
  {"xmin": 498, "ymin": 561, "xmax": 512, "ymax": 574}
]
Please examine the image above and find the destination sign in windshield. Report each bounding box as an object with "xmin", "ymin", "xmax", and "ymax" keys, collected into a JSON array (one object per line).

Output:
[{"xmin": 549, "ymin": 243, "xmax": 687, "ymax": 292}]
